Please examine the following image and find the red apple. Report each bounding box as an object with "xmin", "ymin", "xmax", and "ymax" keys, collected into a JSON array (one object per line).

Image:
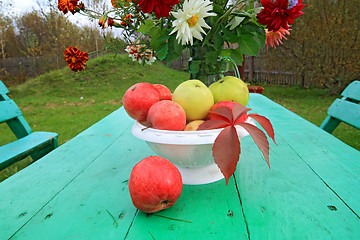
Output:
[
  {"xmin": 122, "ymin": 82, "xmax": 160, "ymax": 123},
  {"xmin": 129, "ymin": 156, "xmax": 183, "ymax": 213},
  {"xmin": 147, "ymin": 100, "xmax": 186, "ymax": 131},
  {"xmin": 153, "ymin": 84, "xmax": 172, "ymax": 100},
  {"xmin": 208, "ymin": 101, "xmax": 248, "ymax": 123}
]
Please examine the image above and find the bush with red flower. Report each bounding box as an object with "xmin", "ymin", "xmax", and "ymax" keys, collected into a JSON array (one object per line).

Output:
[{"xmin": 58, "ymin": 0, "xmax": 305, "ymax": 72}]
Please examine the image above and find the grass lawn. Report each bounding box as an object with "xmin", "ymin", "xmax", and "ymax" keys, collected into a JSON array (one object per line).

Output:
[{"xmin": 1, "ymin": 54, "xmax": 359, "ymax": 181}]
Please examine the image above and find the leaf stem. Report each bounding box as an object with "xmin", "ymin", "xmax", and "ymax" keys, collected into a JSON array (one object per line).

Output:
[
  {"xmin": 152, "ymin": 214, "xmax": 192, "ymax": 223},
  {"xmin": 106, "ymin": 209, "xmax": 118, "ymax": 228},
  {"xmin": 205, "ymin": 0, "xmax": 258, "ymax": 44}
]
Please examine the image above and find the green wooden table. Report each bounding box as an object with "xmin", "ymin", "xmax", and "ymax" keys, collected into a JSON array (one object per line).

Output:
[{"xmin": 1, "ymin": 94, "xmax": 360, "ymax": 239}]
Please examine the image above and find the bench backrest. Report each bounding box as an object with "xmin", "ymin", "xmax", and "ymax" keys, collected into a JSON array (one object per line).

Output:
[
  {"xmin": 320, "ymin": 80, "xmax": 360, "ymax": 133},
  {"xmin": 0, "ymin": 81, "xmax": 33, "ymax": 139}
]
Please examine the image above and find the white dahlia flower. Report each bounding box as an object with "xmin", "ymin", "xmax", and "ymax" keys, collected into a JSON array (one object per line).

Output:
[{"xmin": 170, "ymin": 0, "xmax": 216, "ymax": 45}]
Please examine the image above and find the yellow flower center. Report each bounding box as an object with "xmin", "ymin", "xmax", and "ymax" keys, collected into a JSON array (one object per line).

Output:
[{"xmin": 187, "ymin": 15, "xmax": 199, "ymax": 28}]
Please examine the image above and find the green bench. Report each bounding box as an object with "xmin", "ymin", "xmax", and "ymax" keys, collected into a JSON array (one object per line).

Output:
[
  {"xmin": 0, "ymin": 81, "xmax": 58, "ymax": 171},
  {"xmin": 320, "ymin": 80, "xmax": 360, "ymax": 133}
]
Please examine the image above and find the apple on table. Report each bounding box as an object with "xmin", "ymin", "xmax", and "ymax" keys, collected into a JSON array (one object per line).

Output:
[{"xmin": 128, "ymin": 156, "xmax": 183, "ymax": 213}]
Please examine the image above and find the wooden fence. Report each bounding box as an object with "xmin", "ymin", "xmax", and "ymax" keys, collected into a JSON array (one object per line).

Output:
[
  {"xmin": 169, "ymin": 51, "xmax": 305, "ymax": 86},
  {"xmin": 0, "ymin": 56, "xmax": 66, "ymax": 77},
  {"xmin": 243, "ymin": 55, "xmax": 303, "ymax": 85}
]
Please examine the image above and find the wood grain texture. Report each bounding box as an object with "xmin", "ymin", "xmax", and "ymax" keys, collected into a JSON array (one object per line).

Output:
[
  {"xmin": 0, "ymin": 100, "xmax": 22, "ymax": 123},
  {"xmin": 327, "ymin": 99, "xmax": 360, "ymax": 129},
  {"xmin": 0, "ymin": 108, "xmax": 133, "ymax": 239},
  {"xmin": 1, "ymin": 95, "xmax": 359, "ymax": 240},
  {"xmin": 0, "ymin": 132, "xmax": 57, "ymax": 170},
  {"xmin": 245, "ymin": 94, "xmax": 360, "ymax": 239},
  {"xmin": 125, "ymin": 179, "xmax": 248, "ymax": 240}
]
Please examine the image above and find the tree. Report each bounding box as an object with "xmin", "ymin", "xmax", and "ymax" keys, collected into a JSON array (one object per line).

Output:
[{"xmin": 265, "ymin": 0, "xmax": 360, "ymax": 93}]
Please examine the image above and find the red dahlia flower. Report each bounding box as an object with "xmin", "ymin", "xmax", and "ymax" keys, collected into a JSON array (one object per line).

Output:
[
  {"xmin": 58, "ymin": 0, "xmax": 80, "ymax": 14},
  {"xmin": 257, "ymin": 0, "xmax": 305, "ymax": 32},
  {"xmin": 64, "ymin": 46, "xmax": 89, "ymax": 72},
  {"xmin": 135, "ymin": 0, "xmax": 180, "ymax": 19}
]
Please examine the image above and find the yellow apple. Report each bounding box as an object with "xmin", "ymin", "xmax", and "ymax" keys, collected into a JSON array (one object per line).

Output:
[
  {"xmin": 184, "ymin": 120, "xmax": 205, "ymax": 131},
  {"xmin": 172, "ymin": 80, "xmax": 214, "ymax": 121},
  {"xmin": 209, "ymin": 76, "xmax": 249, "ymax": 106}
]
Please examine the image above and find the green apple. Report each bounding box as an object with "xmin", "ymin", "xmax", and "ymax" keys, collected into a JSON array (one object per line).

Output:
[
  {"xmin": 209, "ymin": 76, "xmax": 249, "ymax": 106},
  {"xmin": 172, "ymin": 80, "xmax": 214, "ymax": 121}
]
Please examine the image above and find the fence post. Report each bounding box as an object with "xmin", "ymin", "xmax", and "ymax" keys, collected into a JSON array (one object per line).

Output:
[
  {"xmin": 248, "ymin": 56, "xmax": 254, "ymax": 82},
  {"xmin": 237, "ymin": 54, "xmax": 245, "ymax": 80}
]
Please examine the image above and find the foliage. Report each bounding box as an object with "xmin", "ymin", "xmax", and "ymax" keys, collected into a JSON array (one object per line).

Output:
[
  {"xmin": 1, "ymin": 0, "xmax": 112, "ymax": 59},
  {"xmin": 263, "ymin": 0, "xmax": 360, "ymax": 93},
  {"xmin": 59, "ymin": 0, "xmax": 304, "ymax": 70},
  {"xmin": 0, "ymin": 3, "xmax": 115, "ymax": 84}
]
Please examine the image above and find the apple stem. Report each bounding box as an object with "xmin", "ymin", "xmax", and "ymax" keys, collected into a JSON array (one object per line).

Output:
[{"xmin": 141, "ymin": 126, "xmax": 150, "ymax": 131}]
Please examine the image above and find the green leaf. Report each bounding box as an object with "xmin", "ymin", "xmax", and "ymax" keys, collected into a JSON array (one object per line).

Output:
[
  {"xmin": 156, "ymin": 43, "xmax": 168, "ymax": 61},
  {"xmin": 213, "ymin": 33, "xmax": 225, "ymax": 49},
  {"xmin": 220, "ymin": 49, "xmax": 231, "ymax": 58},
  {"xmin": 205, "ymin": 50, "xmax": 218, "ymax": 64},
  {"xmin": 137, "ymin": 19, "xmax": 155, "ymax": 34},
  {"xmin": 150, "ymin": 28, "xmax": 170, "ymax": 51},
  {"xmin": 212, "ymin": 3, "xmax": 225, "ymax": 15},
  {"xmin": 238, "ymin": 34, "xmax": 260, "ymax": 56},
  {"xmin": 230, "ymin": 48, "xmax": 244, "ymax": 65},
  {"xmin": 165, "ymin": 35, "xmax": 184, "ymax": 64},
  {"xmin": 189, "ymin": 60, "xmax": 201, "ymax": 75},
  {"xmin": 223, "ymin": 28, "xmax": 239, "ymax": 43},
  {"xmin": 226, "ymin": 16, "xmax": 246, "ymax": 30}
]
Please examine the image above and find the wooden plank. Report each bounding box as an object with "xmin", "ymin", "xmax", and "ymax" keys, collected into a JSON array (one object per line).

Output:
[
  {"xmin": 0, "ymin": 100, "xmax": 22, "ymax": 123},
  {"xmin": 0, "ymin": 131, "xmax": 57, "ymax": 170},
  {"xmin": 2, "ymin": 99, "xmax": 360, "ymax": 239},
  {"xmin": 9, "ymin": 111, "xmax": 248, "ymax": 239},
  {"xmin": 126, "ymin": 179, "xmax": 248, "ymax": 239},
  {"xmin": 247, "ymin": 94, "xmax": 360, "ymax": 216},
  {"xmin": 6, "ymin": 116, "xmax": 33, "ymax": 138},
  {"xmin": 9, "ymin": 128, "xmax": 143, "ymax": 240},
  {"xmin": 319, "ymin": 115, "xmax": 340, "ymax": 133},
  {"xmin": 235, "ymin": 136, "xmax": 360, "ymax": 239},
  {"xmin": 0, "ymin": 80, "xmax": 9, "ymax": 96},
  {"xmin": 327, "ymin": 99, "xmax": 360, "ymax": 129},
  {"xmin": 0, "ymin": 108, "xmax": 133, "ymax": 240},
  {"xmin": 342, "ymin": 81, "xmax": 360, "ymax": 101}
]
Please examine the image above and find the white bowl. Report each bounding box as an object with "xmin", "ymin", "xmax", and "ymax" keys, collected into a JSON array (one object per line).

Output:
[{"xmin": 131, "ymin": 118, "xmax": 254, "ymax": 185}]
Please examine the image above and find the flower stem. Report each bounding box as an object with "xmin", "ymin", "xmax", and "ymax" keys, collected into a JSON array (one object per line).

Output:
[{"xmin": 205, "ymin": 0, "xmax": 257, "ymax": 44}]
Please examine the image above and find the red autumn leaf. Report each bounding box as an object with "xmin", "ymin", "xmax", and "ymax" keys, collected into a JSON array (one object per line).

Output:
[
  {"xmin": 208, "ymin": 106, "xmax": 233, "ymax": 123},
  {"xmin": 232, "ymin": 103, "xmax": 251, "ymax": 122},
  {"xmin": 197, "ymin": 119, "xmax": 230, "ymax": 130},
  {"xmin": 248, "ymin": 113, "xmax": 277, "ymax": 145},
  {"xmin": 196, "ymin": 103, "xmax": 276, "ymax": 185},
  {"xmin": 212, "ymin": 125, "xmax": 240, "ymax": 185},
  {"xmin": 236, "ymin": 122, "xmax": 271, "ymax": 169}
]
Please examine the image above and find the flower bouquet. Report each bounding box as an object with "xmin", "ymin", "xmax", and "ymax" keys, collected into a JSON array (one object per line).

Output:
[
  {"xmin": 58, "ymin": 0, "xmax": 305, "ymax": 185},
  {"xmin": 59, "ymin": 0, "xmax": 305, "ymax": 79}
]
